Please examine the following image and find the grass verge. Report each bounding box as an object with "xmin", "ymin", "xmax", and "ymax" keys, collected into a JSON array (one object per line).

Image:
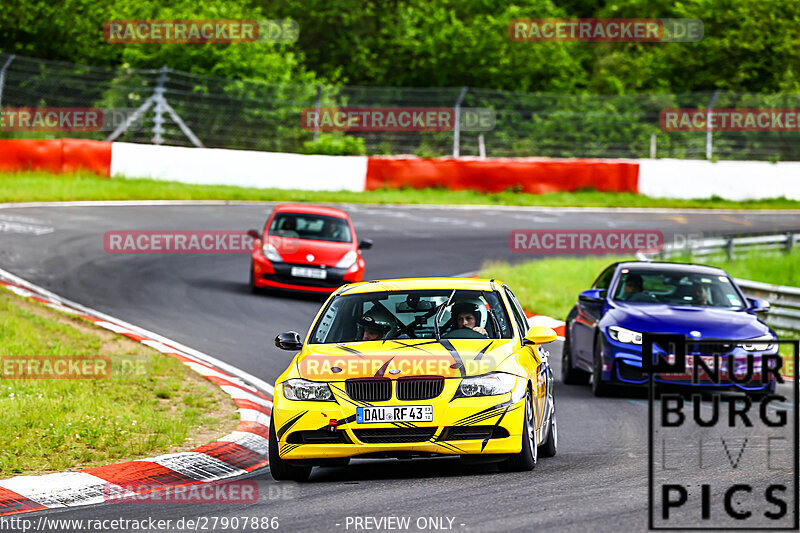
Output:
[
  {"xmin": 0, "ymin": 287, "xmax": 239, "ymax": 476},
  {"xmin": 3, "ymin": 171, "xmax": 800, "ymax": 209},
  {"xmin": 482, "ymin": 250, "xmax": 800, "ymax": 321}
]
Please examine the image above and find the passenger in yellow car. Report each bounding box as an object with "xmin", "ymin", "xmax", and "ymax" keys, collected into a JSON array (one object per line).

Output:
[{"xmin": 451, "ymin": 302, "xmax": 488, "ymax": 337}]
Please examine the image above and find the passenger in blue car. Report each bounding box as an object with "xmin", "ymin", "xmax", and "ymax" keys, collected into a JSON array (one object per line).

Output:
[{"xmin": 692, "ymin": 284, "xmax": 711, "ymax": 306}]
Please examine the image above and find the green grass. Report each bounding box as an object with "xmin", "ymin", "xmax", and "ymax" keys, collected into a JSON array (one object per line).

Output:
[
  {"xmin": 483, "ymin": 255, "xmax": 633, "ymax": 321},
  {"xmin": 694, "ymin": 249, "xmax": 800, "ymax": 287},
  {"xmin": 481, "ymin": 250, "xmax": 800, "ymax": 321},
  {"xmin": 4, "ymin": 170, "xmax": 800, "ymax": 209},
  {"xmin": 0, "ymin": 288, "xmax": 238, "ymax": 476}
]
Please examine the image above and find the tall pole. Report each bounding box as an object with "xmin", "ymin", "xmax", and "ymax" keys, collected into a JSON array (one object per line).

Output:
[
  {"xmin": 452, "ymin": 87, "xmax": 468, "ymax": 158},
  {"xmin": 0, "ymin": 54, "xmax": 16, "ymax": 112},
  {"xmin": 706, "ymin": 90, "xmax": 720, "ymax": 160}
]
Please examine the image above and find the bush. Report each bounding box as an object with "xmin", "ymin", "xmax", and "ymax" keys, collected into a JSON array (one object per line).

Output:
[{"xmin": 301, "ymin": 134, "xmax": 366, "ymax": 155}]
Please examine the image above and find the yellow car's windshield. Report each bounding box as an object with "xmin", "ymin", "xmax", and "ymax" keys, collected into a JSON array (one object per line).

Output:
[{"xmin": 310, "ymin": 290, "xmax": 513, "ymax": 343}]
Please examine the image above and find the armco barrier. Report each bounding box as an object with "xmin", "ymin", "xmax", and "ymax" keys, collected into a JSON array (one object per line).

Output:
[
  {"xmin": 0, "ymin": 139, "xmax": 111, "ymax": 176},
  {"xmin": 366, "ymin": 156, "xmax": 639, "ymax": 194}
]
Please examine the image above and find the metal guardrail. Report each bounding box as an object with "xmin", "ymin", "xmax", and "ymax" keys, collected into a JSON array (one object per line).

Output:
[
  {"xmin": 639, "ymin": 231, "xmax": 799, "ymax": 262},
  {"xmin": 637, "ymin": 231, "xmax": 800, "ymax": 333},
  {"xmin": 735, "ymin": 278, "xmax": 800, "ymax": 333}
]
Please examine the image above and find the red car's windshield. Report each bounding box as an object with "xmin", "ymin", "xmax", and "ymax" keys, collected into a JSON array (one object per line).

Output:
[{"xmin": 269, "ymin": 213, "xmax": 352, "ymax": 243}]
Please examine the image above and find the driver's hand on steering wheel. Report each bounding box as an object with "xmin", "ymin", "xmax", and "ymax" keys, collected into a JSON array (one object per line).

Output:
[{"xmin": 473, "ymin": 326, "xmax": 488, "ymax": 337}]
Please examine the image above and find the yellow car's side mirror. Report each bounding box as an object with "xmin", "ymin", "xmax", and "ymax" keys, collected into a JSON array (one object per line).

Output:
[{"xmin": 523, "ymin": 326, "xmax": 557, "ymax": 345}]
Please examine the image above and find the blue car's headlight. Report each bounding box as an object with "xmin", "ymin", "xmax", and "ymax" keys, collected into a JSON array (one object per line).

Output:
[
  {"xmin": 738, "ymin": 334, "xmax": 775, "ymax": 351},
  {"xmin": 283, "ymin": 378, "xmax": 334, "ymax": 401},
  {"xmin": 608, "ymin": 326, "xmax": 643, "ymax": 345}
]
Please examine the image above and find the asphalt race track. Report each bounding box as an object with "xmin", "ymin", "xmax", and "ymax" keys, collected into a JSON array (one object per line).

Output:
[{"xmin": 1, "ymin": 203, "xmax": 798, "ymax": 532}]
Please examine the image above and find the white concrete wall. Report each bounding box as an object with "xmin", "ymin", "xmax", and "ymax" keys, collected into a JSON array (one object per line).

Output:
[
  {"xmin": 639, "ymin": 159, "xmax": 800, "ymax": 200},
  {"xmin": 110, "ymin": 143, "xmax": 369, "ymax": 192}
]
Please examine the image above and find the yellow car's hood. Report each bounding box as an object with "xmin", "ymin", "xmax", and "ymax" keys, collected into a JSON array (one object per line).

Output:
[{"xmin": 293, "ymin": 338, "xmax": 520, "ymax": 380}]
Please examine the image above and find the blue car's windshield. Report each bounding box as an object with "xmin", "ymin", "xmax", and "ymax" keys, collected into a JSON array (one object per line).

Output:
[{"xmin": 612, "ymin": 269, "xmax": 745, "ymax": 309}]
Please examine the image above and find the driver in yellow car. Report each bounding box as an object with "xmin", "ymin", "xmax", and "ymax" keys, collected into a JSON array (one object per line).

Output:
[{"xmin": 451, "ymin": 302, "xmax": 488, "ymax": 337}]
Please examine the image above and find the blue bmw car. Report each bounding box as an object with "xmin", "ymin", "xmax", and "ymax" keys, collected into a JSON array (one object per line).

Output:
[{"xmin": 562, "ymin": 261, "xmax": 779, "ymax": 396}]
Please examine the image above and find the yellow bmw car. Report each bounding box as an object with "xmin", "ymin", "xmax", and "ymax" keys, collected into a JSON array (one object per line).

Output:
[{"xmin": 268, "ymin": 277, "xmax": 558, "ymax": 481}]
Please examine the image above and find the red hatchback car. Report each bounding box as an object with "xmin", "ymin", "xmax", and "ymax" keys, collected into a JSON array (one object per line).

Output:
[{"xmin": 248, "ymin": 204, "xmax": 371, "ymax": 294}]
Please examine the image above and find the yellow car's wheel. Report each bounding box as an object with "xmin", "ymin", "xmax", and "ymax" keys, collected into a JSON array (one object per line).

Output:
[
  {"xmin": 268, "ymin": 415, "xmax": 312, "ymax": 482},
  {"xmin": 538, "ymin": 405, "xmax": 557, "ymax": 458},
  {"xmin": 500, "ymin": 387, "xmax": 537, "ymax": 472}
]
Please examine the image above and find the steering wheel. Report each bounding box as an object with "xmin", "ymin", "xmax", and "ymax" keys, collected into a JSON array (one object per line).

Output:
[{"xmin": 441, "ymin": 328, "xmax": 487, "ymax": 339}]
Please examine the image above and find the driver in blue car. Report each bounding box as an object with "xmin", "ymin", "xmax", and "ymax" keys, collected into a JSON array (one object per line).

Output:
[
  {"xmin": 619, "ymin": 273, "xmax": 647, "ymax": 302},
  {"xmin": 451, "ymin": 302, "xmax": 488, "ymax": 337}
]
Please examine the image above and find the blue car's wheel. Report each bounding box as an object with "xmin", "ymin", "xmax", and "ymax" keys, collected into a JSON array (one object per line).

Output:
[
  {"xmin": 561, "ymin": 331, "xmax": 590, "ymax": 385},
  {"xmin": 592, "ymin": 335, "xmax": 614, "ymax": 397}
]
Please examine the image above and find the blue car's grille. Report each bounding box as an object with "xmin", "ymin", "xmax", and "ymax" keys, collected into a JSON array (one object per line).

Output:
[{"xmin": 687, "ymin": 342, "xmax": 735, "ymax": 355}]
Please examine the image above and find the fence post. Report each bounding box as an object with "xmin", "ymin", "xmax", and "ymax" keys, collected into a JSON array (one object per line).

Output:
[
  {"xmin": 151, "ymin": 66, "xmax": 169, "ymax": 145},
  {"xmin": 786, "ymin": 232, "xmax": 795, "ymax": 254},
  {"xmin": 478, "ymin": 134, "xmax": 486, "ymax": 158},
  {"xmin": 650, "ymin": 133, "xmax": 656, "ymax": 159},
  {"xmin": 725, "ymin": 237, "xmax": 734, "ymax": 261},
  {"xmin": 706, "ymin": 90, "xmax": 720, "ymax": 160},
  {"xmin": 0, "ymin": 54, "xmax": 16, "ymax": 112},
  {"xmin": 452, "ymin": 87, "xmax": 468, "ymax": 158},
  {"xmin": 313, "ymin": 84, "xmax": 322, "ymax": 142}
]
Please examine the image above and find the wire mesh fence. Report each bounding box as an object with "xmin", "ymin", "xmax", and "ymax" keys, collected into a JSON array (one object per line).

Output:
[{"xmin": 2, "ymin": 51, "xmax": 800, "ymax": 160}]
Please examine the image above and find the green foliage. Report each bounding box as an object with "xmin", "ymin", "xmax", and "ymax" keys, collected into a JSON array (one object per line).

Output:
[
  {"xmin": 2, "ymin": 0, "xmax": 797, "ymax": 94},
  {"xmin": 301, "ymin": 133, "xmax": 366, "ymax": 155}
]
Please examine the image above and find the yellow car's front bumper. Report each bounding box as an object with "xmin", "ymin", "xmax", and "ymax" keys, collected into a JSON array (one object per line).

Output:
[{"xmin": 273, "ymin": 379, "xmax": 527, "ymax": 460}]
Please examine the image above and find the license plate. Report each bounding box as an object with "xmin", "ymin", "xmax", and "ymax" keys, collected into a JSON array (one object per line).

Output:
[
  {"xmin": 356, "ymin": 405, "xmax": 433, "ymax": 424},
  {"xmin": 291, "ymin": 266, "xmax": 326, "ymax": 279}
]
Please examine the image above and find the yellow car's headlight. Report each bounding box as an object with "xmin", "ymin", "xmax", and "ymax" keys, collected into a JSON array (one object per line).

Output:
[
  {"xmin": 456, "ymin": 373, "xmax": 516, "ymax": 398},
  {"xmin": 283, "ymin": 378, "xmax": 334, "ymax": 401}
]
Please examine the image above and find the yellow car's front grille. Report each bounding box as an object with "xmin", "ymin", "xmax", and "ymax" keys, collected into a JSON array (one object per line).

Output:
[
  {"xmin": 353, "ymin": 427, "xmax": 437, "ymax": 443},
  {"xmin": 396, "ymin": 377, "xmax": 445, "ymax": 400},
  {"xmin": 345, "ymin": 378, "xmax": 392, "ymax": 401}
]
